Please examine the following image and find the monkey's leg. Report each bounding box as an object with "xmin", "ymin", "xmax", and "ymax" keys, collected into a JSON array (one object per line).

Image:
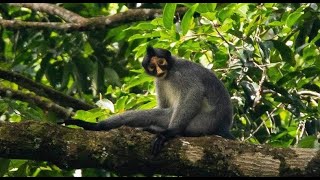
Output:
[{"xmin": 141, "ymin": 125, "xmax": 166, "ymax": 134}]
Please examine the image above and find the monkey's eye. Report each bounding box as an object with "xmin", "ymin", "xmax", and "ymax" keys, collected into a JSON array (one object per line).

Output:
[
  {"xmin": 158, "ymin": 58, "xmax": 167, "ymax": 66},
  {"xmin": 148, "ymin": 65, "xmax": 155, "ymax": 72}
]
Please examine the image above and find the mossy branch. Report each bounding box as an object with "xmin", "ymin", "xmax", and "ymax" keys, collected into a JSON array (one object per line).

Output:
[
  {"xmin": 0, "ymin": 121, "xmax": 319, "ymax": 177},
  {"xmin": 1, "ymin": 3, "xmax": 187, "ymax": 31}
]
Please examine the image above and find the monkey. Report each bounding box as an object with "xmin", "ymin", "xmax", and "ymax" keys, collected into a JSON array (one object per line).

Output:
[{"xmin": 63, "ymin": 46, "xmax": 234, "ymax": 155}]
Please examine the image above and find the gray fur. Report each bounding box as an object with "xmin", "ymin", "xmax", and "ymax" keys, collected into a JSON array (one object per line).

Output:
[{"xmin": 97, "ymin": 57, "xmax": 234, "ymax": 139}]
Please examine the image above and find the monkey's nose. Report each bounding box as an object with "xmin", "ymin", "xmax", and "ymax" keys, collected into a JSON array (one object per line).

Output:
[{"xmin": 157, "ymin": 72, "xmax": 166, "ymax": 77}]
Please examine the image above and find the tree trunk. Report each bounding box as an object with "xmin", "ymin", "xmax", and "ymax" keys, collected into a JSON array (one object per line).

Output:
[{"xmin": 0, "ymin": 121, "xmax": 319, "ymax": 176}]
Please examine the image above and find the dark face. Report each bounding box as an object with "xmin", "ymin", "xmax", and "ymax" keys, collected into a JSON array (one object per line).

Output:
[
  {"xmin": 142, "ymin": 46, "xmax": 173, "ymax": 79},
  {"xmin": 147, "ymin": 56, "xmax": 169, "ymax": 78}
]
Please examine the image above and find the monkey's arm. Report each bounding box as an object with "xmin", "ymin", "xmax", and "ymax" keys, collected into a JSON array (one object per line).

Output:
[{"xmin": 152, "ymin": 88, "xmax": 204, "ymax": 155}]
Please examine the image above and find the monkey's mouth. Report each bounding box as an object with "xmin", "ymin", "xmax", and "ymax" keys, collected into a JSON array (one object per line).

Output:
[{"xmin": 157, "ymin": 73, "xmax": 166, "ymax": 78}]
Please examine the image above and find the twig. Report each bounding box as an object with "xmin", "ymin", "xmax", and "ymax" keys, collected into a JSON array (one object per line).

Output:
[
  {"xmin": 243, "ymin": 121, "xmax": 265, "ymax": 142},
  {"xmin": 297, "ymin": 90, "xmax": 320, "ymax": 99},
  {"xmin": 253, "ymin": 68, "xmax": 266, "ymax": 108}
]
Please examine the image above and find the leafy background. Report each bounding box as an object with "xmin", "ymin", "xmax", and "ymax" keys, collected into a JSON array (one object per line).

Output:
[{"xmin": 0, "ymin": 3, "xmax": 319, "ymax": 177}]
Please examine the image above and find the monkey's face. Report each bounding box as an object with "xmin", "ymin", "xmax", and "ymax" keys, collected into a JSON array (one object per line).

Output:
[{"xmin": 147, "ymin": 56, "xmax": 168, "ymax": 79}]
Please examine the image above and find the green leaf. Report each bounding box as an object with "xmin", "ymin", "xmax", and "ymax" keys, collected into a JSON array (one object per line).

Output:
[
  {"xmin": 310, "ymin": 32, "xmax": 320, "ymax": 45},
  {"xmin": 297, "ymin": 136, "xmax": 318, "ymax": 148},
  {"xmin": 196, "ymin": 3, "xmax": 216, "ymax": 13},
  {"xmin": 217, "ymin": 4, "xmax": 236, "ymax": 22},
  {"xmin": 258, "ymin": 41, "xmax": 271, "ymax": 62},
  {"xmin": 128, "ymin": 31, "xmax": 160, "ymax": 41},
  {"xmin": 14, "ymin": 162, "xmax": 28, "ymax": 177},
  {"xmin": 127, "ymin": 23, "xmax": 156, "ymax": 30},
  {"xmin": 137, "ymin": 101, "xmax": 157, "ymax": 110},
  {"xmin": 163, "ymin": 3, "xmax": 177, "ymax": 30},
  {"xmin": 73, "ymin": 110, "xmax": 94, "ymax": 121},
  {"xmin": 96, "ymin": 99, "xmax": 115, "ymax": 113},
  {"xmin": 181, "ymin": 3, "xmax": 199, "ymax": 35},
  {"xmin": 83, "ymin": 42, "xmax": 94, "ymax": 57},
  {"xmin": 73, "ymin": 109, "xmax": 107, "ymax": 122},
  {"xmin": 105, "ymin": 67, "xmax": 121, "ymax": 87},
  {"xmin": 133, "ymin": 43, "xmax": 148, "ymax": 59},
  {"xmin": 124, "ymin": 73, "xmax": 153, "ymax": 91},
  {"xmin": 286, "ymin": 12, "xmax": 303, "ymax": 28},
  {"xmin": 115, "ymin": 96, "xmax": 128, "ymax": 112},
  {"xmin": 270, "ymin": 40, "xmax": 295, "ymax": 66},
  {"xmin": 0, "ymin": 158, "xmax": 10, "ymax": 177},
  {"xmin": 268, "ymin": 21, "xmax": 284, "ymax": 26},
  {"xmin": 220, "ymin": 18, "xmax": 234, "ymax": 32},
  {"xmin": 276, "ymin": 71, "xmax": 300, "ymax": 86},
  {"xmin": 235, "ymin": 4, "xmax": 249, "ymax": 17},
  {"xmin": 0, "ymin": 101, "xmax": 8, "ymax": 112}
]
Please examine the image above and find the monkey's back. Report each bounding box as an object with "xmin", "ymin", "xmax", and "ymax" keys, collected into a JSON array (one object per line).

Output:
[{"xmin": 167, "ymin": 58, "xmax": 233, "ymax": 138}]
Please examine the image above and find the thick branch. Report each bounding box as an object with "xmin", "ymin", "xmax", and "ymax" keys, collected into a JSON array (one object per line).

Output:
[
  {"xmin": 0, "ymin": 20, "xmax": 83, "ymax": 31},
  {"xmin": 8, "ymin": 3, "xmax": 88, "ymax": 23},
  {"xmin": 0, "ymin": 87, "xmax": 74, "ymax": 119},
  {"xmin": 0, "ymin": 68, "xmax": 95, "ymax": 110},
  {"xmin": 0, "ymin": 121, "xmax": 319, "ymax": 176},
  {"xmin": 0, "ymin": 5, "xmax": 188, "ymax": 31}
]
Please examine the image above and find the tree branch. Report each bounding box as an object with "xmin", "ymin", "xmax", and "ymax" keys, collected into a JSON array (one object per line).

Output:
[
  {"xmin": 0, "ymin": 87, "xmax": 74, "ymax": 119},
  {"xmin": 0, "ymin": 68, "xmax": 95, "ymax": 110},
  {"xmin": 1, "ymin": 3, "xmax": 188, "ymax": 31},
  {"xmin": 8, "ymin": 3, "xmax": 88, "ymax": 23},
  {"xmin": 0, "ymin": 19, "xmax": 84, "ymax": 31},
  {"xmin": 0, "ymin": 121, "xmax": 319, "ymax": 176}
]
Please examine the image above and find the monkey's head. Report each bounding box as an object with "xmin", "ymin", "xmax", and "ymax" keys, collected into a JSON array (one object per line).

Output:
[{"xmin": 142, "ymin": 46, "xmax": 174, "ymax": 79}]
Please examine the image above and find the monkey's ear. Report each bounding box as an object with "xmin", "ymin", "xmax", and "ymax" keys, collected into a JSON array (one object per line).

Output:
[
  {"xmin": 164, "ymin": 49, "xmax": 171, "ymax": 58},
  {"xmin": 146, "ymin": 45, "xmax": 155, "ymax": 56}
]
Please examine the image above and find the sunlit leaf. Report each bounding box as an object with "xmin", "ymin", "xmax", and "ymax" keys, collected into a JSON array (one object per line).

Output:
[
  {"xmin": 137, "ymin": 101, "xmax": 157, "ymax": 110},
  {"xmin": 96, "ymin": 99, "xmax": 115, "ymax": 113},
  {"xmin": 217, "ymin": 4, "xmax": 236, "ymax": 22},
  {"xmin": 115, "ymin": 96, "xmax": 128, "ymax": 112},
  {"xmin": 270, "ymin": 40, "xmax": 295, "ymax": 66},
  {"xmin": 297, "ymin": 136, "xmax": 318, "ymax": 148},
  {"xmin": 73, "ymin": 109, "xmax": 107, "ymax": 123},
  {"xmin": 163, "ymin": 3, "xmax": 177, "ymax": 30},
  {"xmin": 181, "ymin": 3, "xmax": 198, "ymax": 35},
  {"xmin": 286, "ymin": 12, "xmax": 303, "ymax": 28},
  {"xmin": 127, "ymin": 23, "xmax": 156, "ymax": 31},
  {"xmin": 196, "ymin": 3, "xmax": 216, "ymax": 13},
  {"xmin": 124, "ymin": 73, "xmax": 153, "ymax": 91}
]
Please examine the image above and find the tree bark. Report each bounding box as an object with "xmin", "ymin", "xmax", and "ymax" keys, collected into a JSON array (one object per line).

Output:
[
  {"xmin": 1, "ymin": 3, "xmax": 188, "ymax": 31},
  {"xmin": 0, "ymin": 121, "xmax": 319, "ymax": 177}
]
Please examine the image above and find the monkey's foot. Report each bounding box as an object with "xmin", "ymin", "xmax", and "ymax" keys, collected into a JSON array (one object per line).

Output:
[{"xmin": 151, "ymin": 134, "xmax": 167, "ymax": 155}]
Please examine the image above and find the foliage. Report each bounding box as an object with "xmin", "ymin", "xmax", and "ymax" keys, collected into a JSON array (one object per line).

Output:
[{"xmin": 0, "ymin": 3, "xmax": 320, "ymax": 177}]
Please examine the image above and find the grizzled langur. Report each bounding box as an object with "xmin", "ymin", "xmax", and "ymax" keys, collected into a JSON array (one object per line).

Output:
[{"xmin": 63, "ymin": 46, "xmax": 234, "ymax": 155}]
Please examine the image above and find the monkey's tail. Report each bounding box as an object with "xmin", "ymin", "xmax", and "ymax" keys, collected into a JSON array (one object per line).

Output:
[{"xmin": 60, "ymin": 119, "xmax": 99, "ymax": 131}]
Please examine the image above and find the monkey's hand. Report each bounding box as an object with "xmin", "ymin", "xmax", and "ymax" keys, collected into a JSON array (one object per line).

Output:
[
  {"xmin": 151, "ymin": 129, "xmax": 180, "ymax": 155},
  {"xmin": 151, "ymin": 134, "xmax": 167, "ymax": 156}
]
